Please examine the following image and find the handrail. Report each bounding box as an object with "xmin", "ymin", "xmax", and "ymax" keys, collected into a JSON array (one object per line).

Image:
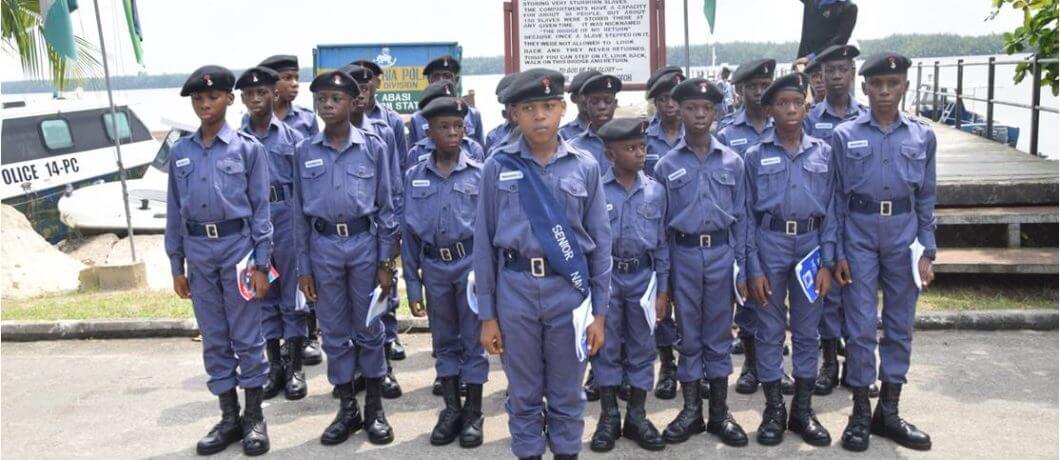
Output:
[{"xmin": 910, "ymin": 56, "xmax": 1058, "ymax": 156}]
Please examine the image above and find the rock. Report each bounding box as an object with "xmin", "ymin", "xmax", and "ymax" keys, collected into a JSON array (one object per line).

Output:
[
  {"xmin": 106, "ymin": 234, "xmax": 170, "ymax": 290},
  {"xmin": 64, "ymin": 233, "xmax": 120, "ymax": 266},
  {"xmin": 1, "ymin": 205, "xmax": 85, "ymax": 299}
]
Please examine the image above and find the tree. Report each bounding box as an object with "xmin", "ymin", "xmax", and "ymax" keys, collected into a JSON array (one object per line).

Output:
[
  {"xmin": 1, "ymin": 0, "xmax": 102, "ymax": 93},
  {"xmin": 990, "ymin": 0, "xmax": 1059, "ymax": 95}
]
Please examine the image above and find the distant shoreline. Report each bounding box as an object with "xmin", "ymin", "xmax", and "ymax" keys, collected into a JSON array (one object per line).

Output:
[{"xmin": 1, "ymin": 33, "xmax": 1006, "ymax": 95}]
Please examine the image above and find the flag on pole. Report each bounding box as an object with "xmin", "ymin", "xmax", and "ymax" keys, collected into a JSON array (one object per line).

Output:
[
  {"xmin": 703, "ymin": 0, "xmax": 716, "ymax": 33},
  {"xmin": 122, "ymin": 0, "xmax": 144, "ymax": 65},
  {"xmin": 40, "ymin": 0, "xmax": 77, "ymax": 60}
]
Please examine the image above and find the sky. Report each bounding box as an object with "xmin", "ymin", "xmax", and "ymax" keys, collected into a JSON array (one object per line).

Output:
[{"xmin": 1, "ymin": 0, "xmax": 1025, "ymax": 81}]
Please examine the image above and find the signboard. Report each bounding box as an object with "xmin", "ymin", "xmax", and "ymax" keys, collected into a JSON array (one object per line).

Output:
[
  {"xmin": 314, "ymin": 42, "xmax": 463, "ymax": 114},
  {"xmin": 504, "ymin": 0, "xmax": 664, "ymax": 90}
]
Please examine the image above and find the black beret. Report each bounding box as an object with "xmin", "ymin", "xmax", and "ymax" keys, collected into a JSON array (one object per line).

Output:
[
  {"xmin": 502, "ymin": 68, "xmax": 565, "ymax": 104},
  {"xmin": 418, "ymin": 80, "xmax": 458, "ymax": 110},
  {"xmin": 732, "ymin": 59, "xmax": 776, "ymax": 84},
  {"xmin": 580, "ymin": 74, "xmax": 622, "ymax": 94},
  {"xmin": 496, "ymin": 72, "xmax": 520, "ymax": 101},
  {"xmin": 761, "ymin": 72, "xmax": 809, "ymax": 105},
  {"xmin": 351, "ymin": 60, "xmax": 383, "ymax": 78},
  {"xmin": 647, "ymin": 71, "xmax": 686, "ymax": 99},
  {"xmin": 180, "ymin": 65, "xmax": 235, "ymax": 96},
  {"xmin": 816, "ymin": 44, "xmax": 860, "ymax": 63},
  {"xmin": 805, "ymin": 57, "xmax": 823, "ymax": 74},
  {"xmin": 421, "ymin": 96, "xmax": 469, "ymax": 120},
  {"xmin": 259, "ymin": 55, "xmax": 298, "ymax": 72},
  {"xmin": 568, "ymin": 69, "xmax": 601, "ymax": 95},
  {"xmin": 646, "ymin": 65, "xmax": 682, "ymax": 88},
  {"xmin": 670, "ymin": 77, "xmax": 723, "ymax": 104},
  {"xmin": 235, "ymin": 66, "xmax": 279, "ymax": 90},
  {"xmin": 859, "ymin": 52, "xmax": 912, "ymax": 77},
  {"xmin": 309, "ymin": 70, "xmax": 359, "ymax": 97},
  {"xmin": 339, "ymin": 64, "xmax": 375, "ymax": 84},
  {"xmin": 423, "ymin": 55, "xmax": 460, "ymax": 76},
  {"xmin": 598, "ymin": 117, "xmax": 649, "ymax": 142}
]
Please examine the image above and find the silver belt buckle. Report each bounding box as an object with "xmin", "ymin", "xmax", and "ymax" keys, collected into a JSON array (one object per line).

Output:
[
  {"xmin": 785, "ymin": 220, "xmax": 798, "ymax": 236},
  {"xmin": 205, "ymin": 223, "xmax": 219, "ymax": 239},
  {"xmin": 455, "ymin": 242, "xmax": 466, "ymax": 258},
  {"xmin": 439, "ymin": 247, "xmax": 453, "ymax": 262},
  {"xmin": 880, "ymin": 201, "xmax": 893, "ymax": 216},
  {"xmin": 616, "ymin": 260, "xmax": 629, "ymax": 272},
  {"xmin": 530, "ymin": 257, "xmax": 546, "ymax": 277},
  {"xmin": 699, "ymin": 234, "xmax": 712, "ymax": 248},
  {"xmin": 336, "ymin": 223, "xmax": 350, "ymax": 237}
]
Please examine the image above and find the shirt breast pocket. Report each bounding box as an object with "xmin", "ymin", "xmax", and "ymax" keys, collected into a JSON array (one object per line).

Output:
[
  {"xmin": 453, "ymin": 180, "xmax": 479, "ymax": 223},
  {"xmin": 215, "ymin": 158, "xmax": 247, "ymax": 195},
  {"xmin": 496, "ymin": 178, "xmax": 521, "ymax": 223},
  {"xmin": 346, "ymin": 164, "xmax": 376, "ymax": 202},
  {"xmin": 755, "ymin": 161, "xmax": 787, "ymax": 198},
  {"xmin": 172, "ymin": 161, "xmax": 194, "ymax": 201},
  {"xmin": 844, "ymin": 146, "xmax": 872, "ymax": 182},
  {"xmin": 268, "ymin": 145, "xmax": 295, "ymax": 183},
  {"xmin": 898, "ymin": 143, "xmax": 926, "ymax": 184},
  {"xmin": 710, "ymin": 169, "xmax": 737, "ymax": 209},
  {"xmin": 636, "ymin": 203, "xmax": 663, "ymax": 243},
  {"xmin": 559, "ymin": 177, "xmax": 588, "ymax": 215},
  {"xmin": 801, "ymin": 158, "xmax": 830, "ymax": 198}
]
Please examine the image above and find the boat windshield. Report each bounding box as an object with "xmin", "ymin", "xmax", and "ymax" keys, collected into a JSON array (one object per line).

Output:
[{"xmin": 149, "ymin": 129, "xmax": 189, "ymax": 173}]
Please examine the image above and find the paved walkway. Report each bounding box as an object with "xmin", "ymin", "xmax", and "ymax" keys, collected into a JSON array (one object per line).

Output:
[{"xmin": 2, "ymin": 331, "xmax": 1057, "ymax": 459}]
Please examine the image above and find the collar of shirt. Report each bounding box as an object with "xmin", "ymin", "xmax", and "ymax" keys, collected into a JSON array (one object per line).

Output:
[
  {"xmin": 310, "ymin": 123, "xmax": 365, "ymax": 152},
  {"xmin": 673, "ymin": 134, "xmax": 723, "ymax": 159},
  {"xmin": 425, "ymin": 149, "xmax": 473, "ymax": 178},
  {"xmin": 239, "ymin": 114, "xmax": 283, "ymax": 139},
  {"xmin": 856, "ymin": 110, "xmax": 912, "ymax": 134},
  {"xmin": 732, "ymin": 109, "xmax": 774, "ymax": 133},
  {"xmin": 498, "ymin": 134, "xmax": 574, "ymax": 166},
  {"xmin": 646, "ymin": 118, "xmax": 684, "ymax": 140},
  {"xmin": 759, "ymin": 131, "xmax": 817, "ymax": 159},
  {"xmin": 192, "ymin": 122, "xmax": 236, "ymax": 148},
  {"xmin": 365, "ymin": 103, "xmax": 384, "ymax": 119},
  {"xmin": 819, "ymin": 96, "xmax": 865, "ymax": 120},
  {"xmin": 602, "ymin": 166, "xmax": 647, "ymax": 193}
]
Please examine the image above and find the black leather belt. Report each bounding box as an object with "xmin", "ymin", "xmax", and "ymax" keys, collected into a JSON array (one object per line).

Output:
[
  {"xmin": 503, "ymin": 249, "xmax": 558, "ymax": 278},
  {"xmin": 849, "ymin": 194, "xmax": 912, "ymax": 216},
  {"xmin": 187, "ymin": 218, "xmax": 243, "ymax": 238},
  {"xmin": 312, "ymin": 216, "xmax": 370, "ymax": 237},
  {"xmin": 674, "ymin": 230, "xmax": 729, "ymax": 248},
  {"xmin": 613, "ymin": 254, "xmax": 652, "ymax": 274},
  {"xmin": 269, "ymin": 185, "xmax": 288, "ymax": 203},
  {"xmin": 764, "ymin": 215, "xmax": 822, "ymax": 235},
  {"xmin": 425, "ymin": 238, "xmax": 473, "ymax": 262}
]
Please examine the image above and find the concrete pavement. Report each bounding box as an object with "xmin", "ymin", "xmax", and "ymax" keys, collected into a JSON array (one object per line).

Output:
[{"xmin": 2, "ymin": 331, "xmax": 1057, "ymax": 459}]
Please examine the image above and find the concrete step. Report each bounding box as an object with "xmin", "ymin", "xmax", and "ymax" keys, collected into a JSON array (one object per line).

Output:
[
  {"xmin": 935, "ymin": 248, "xmax": 1059, "ymax": 274},
  {"xmin": 936, "ymin": 205, "xmax": 1059, "ymax": 225}
]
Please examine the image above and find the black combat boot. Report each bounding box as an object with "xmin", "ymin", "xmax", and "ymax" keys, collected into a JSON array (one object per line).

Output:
[
  {"xmin": 756, "ymin": 380, "xmax": 786, "ymax": 446},
  {"xmin": 389, "ymin": 337, "xmax": 407, "ymax": 360},
  {"xmin": 815, "ymin": 339, "xmax": 840, "ymax": 395},
  {"xmin": 284, "ymin": 337, "xmax": 307, "ymax": 400},
  {"xmin": 583, "ymin": 367, "xmax": 599, "ymax": 401},
  {"xmin": 618, "ymin": 383, "xmax": 632, "ymax": 402},
  {"xmin": 430, "ymin": 376, "xmax": 463, "ymax": 445},
  {"xmin": 364, "ymin": 377, "xmax": 395, "ymax": 444},
  {"xmin": 240, "ymin": 387, "xmax": 269, "ymax": 456},
  {"xmin": 303, "ymin": 311, "xmax": 323, "ymax": 365},
  {"xmin": 698, "ymin": 378, "xmax": 711, "ymax": 399},
  {"xmin": 622, "ymin": 387, "xmax": 665, "ymax": 451},
  {"xmin": 781, "ymin": 372, "xmax": 795, "ymax": 395},
  {"xmin": 662, "ymin": 380, "xmax": 706, "ymax": 443},
  {"xmin": 706, "ymin": 377, "xmax": 748, "ymax": 447},
  {"xmin": 432, "ymin": 376, "xmax": 443, "ymax": 396},
  {"xmin": 196, "ymin": 388, "xmax": 242, "ymax": 455},
  {"xmin": 870, "ymin": 383, "xmax": 932, "ymax": 450},
  {"xmin": 589, "ymin": 386, "xmax": 622, "ymax": 452},
  {"xmin": 840, "ymin": 386, "xmax": 872, "ymax": 452},
  {"xmin": 654, "ymin": 346, "xmax": 678, "ymax": 400},
  {"xmin": 381, "ymin": 342, "xmax": 403, "ymax": 399},
  {"xmin": 789, "ymin": 377, "xmax": 831, "ymax": 446},
  {"xmin": 841, "ymin": 361, "xmax": 880, "ymax": 397},
  {"xmin": 460, "ymin": 383, "xmax": 485, "ymax": 448},
  {"xmin": 735, "ymin": 337, "xmax": 759, "ymax": 394},
  {"xmin": 262, "ymin": 339, "xmax": 284, "ymax": 400},
  {"xmin": 320, "ymin": 382, "xmax": 363, "ymax": 445}
]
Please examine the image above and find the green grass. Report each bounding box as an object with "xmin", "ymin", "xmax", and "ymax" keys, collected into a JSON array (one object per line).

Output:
[{"xmin": 916, "ymin": 275, "xmax": 1058, "ymax": 311}]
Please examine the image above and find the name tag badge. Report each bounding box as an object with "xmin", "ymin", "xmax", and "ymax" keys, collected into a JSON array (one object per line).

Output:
[
  {"xmin": 606, "ymin": 203, "xmax": 614, "ymax": 211},
  {"xmin": 418, "ymin": 153, "xmax": 431, "ymax": 162},
  {"xmin": 499, "ymin": 170, "xmax": 524, "ymax": 181},
  {"xmin": 421, "ymin": 123, "xmax": 430, "ymax": 131},
  {"xmin": 815, "ymin": 122, "xmax": 834, "ymax": 130},
  {"xmin": 847, "ymin": 140, "xmax": 869, "ymax": 149},
  {"xmin": 304, "ymin": 158, "xmax": 324, "ymax": 168},
  {"xmin": 667, "ymin": 168, "xmax": 687, "ymax": 181},
  {"xmin": 761, "ymin": 156, "xmax": 782, "ymax": 166},
  {"xmin": 412, "ymin": 179, "xmax": 431, "ymax": 188},
  {"xmin": 645, "ymin": 154, "xmax": 660, "ymax": 161},
  {"xmin": 174, "ymin": 158, "xmax": 191, "ymax": 167},
  {"xmin": 729, "ymin": 138, "xmax": 748, "ymax": 146}
]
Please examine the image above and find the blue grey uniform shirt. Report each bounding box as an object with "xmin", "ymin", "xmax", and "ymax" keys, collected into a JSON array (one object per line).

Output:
[
  {"xmin": 645, "ymin": 120, "xmax": 683, "ymax": 179},
  {"xmin": 603, "ymin": 167, "xmax": 671, "ymax": 294},
  {"xmin": 239, "ymin": 115, "xmax": 304, "ymax": 189},
  {"xmin": 404, "ymin": 137, "xmax": 485, "ymax": 171},
  {"xmin": 716, "ymin": 109, "xmax": 775, "ymax": 157},
  {"xmin": 568, "ymin": 128, "xmax": 609, "ymax": 173},
  {"xmin": 366, "ymin": 103, "xmax": 408, "ymax": 158},
  {"xmin": 804, "ymin": 97, "xmax": 869, "ymax": 142},
  {"xmin": 559, "ymin": 117, "xmax": 589, "ymax": 141},
  {"xmin": 408, "ymin": 107, "xmax": 485, "ymax": 151}
]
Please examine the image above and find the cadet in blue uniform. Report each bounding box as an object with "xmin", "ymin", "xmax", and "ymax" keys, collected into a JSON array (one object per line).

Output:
[
  {"xmin": 745, "ymin": 73, "xmax": 834, "ymax": 447},
  {"xmin": 832, "ymin": 52, "xmax": 935, "ymax": 452},
  {"xmin": 569, "ymin": 73, "xmax": 622, "ymax": 171},
  {"xmin": 643, "ymin": 66, "xmax": 685, "ymax": 400},
  {"xmin": 236, "ymin": 66, "xmax": 308, "ymax": 402},
  {"xmin": 293, "ymin": 70, "xmax": 398, "ymax": 446},
  {"xmin": 402, "ymin": 96, "xmax": 488, "ymax": 448},
  {"xmin": 475, "ymin": 68, "xmax": 611, "ymax": 460},
  {"xmin": 654, "ymin": 78, "xmax": 748, "ymax": 447},
  {"xmin": 588, "ymin": 118, "xmax": 668, "ymax": 453},
  {"xmin": 404, "ymin": 80, "xmax": 486, "ymax": 170},
  {"xmin": 559, "ymin": 69, "xmax": 601, "ymax": 141},
  {"xmin": 805, "ymin": 58, "xmax": 827, "ymax": 105},
  {"xmin": 408, "ymin": 55, "xmax": 486, "ymax": 150},
  {"xmin": 801, "ymin": 44, "xmax": 871, "ymax": 397},
  {"xmin": 166, "ymin": 65, "xmax": 273, "ymax": 456},
  {"xmin": 257, "ymin": 54, "xmax": 324, "ymax": 366},
  {"xmin": 353, "ymin": 59, "xmax": 410, "ymax": 159},
  {"xmin": 485, "ymin": 72, "xmax": 520, "ymax": 153}
]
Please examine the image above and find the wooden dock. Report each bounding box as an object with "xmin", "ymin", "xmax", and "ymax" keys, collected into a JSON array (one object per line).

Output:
[{"xmin": 930, "ymin": 121, "xmax": 1058, "ymax": 275}]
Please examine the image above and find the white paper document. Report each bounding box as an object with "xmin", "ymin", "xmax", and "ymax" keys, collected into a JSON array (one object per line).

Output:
[
  {"xmin": 466, "ymin": 271, "xmax": 479, "ymax": 315},
  {"xmin": 639, "ymin": 272, "xmax": 658, "ymax": 334},
  {"xmin": 365, "ymin": 286, "xmax": 389, "ymax": 327},
  {"xmin": 910, "ymin": 238, "xmax": 925, "ymax": 291},
  {"xmin": 572, "ymin": 294, "xmax": 593, "ymax": 362},
  {"xmin": 795, "ymin": 246, "xmax": 822, "ymax": 303},
  {"xmin": 733, "ymin": 261, "xmax": 746, "ymax": 306}
]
